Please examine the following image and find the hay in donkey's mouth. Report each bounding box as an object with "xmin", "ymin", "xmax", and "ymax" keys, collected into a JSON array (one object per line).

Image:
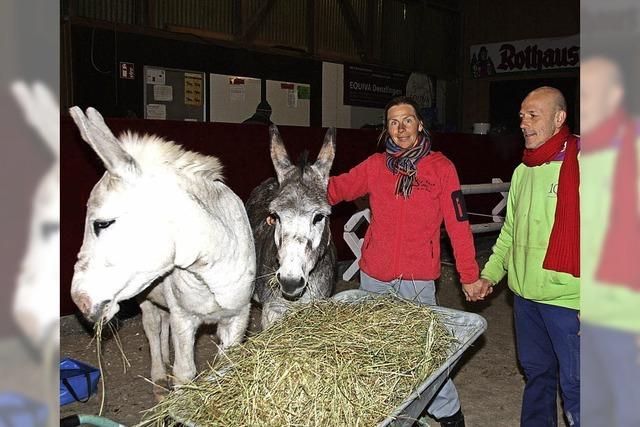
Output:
[{"xmin": 139, "ymin": 296, "xmax": 456, "ymax": 427}]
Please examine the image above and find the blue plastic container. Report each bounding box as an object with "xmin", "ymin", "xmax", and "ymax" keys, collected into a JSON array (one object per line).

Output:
[
  {"xmin": 60, "ymin": 357, "xmax": 101, "ymax": 406},
  {"xmin": 0, "ymin": 392, "xmax": 48, "ymax": 426}
]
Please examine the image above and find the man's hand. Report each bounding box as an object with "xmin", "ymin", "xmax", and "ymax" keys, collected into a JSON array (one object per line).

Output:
[{"xmin": 462, "ymin": 278, "xmax": 494, "ymax": 302}]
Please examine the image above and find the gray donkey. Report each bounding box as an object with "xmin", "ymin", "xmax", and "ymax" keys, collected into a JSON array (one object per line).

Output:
[{"xmin": 246, "ymin": 126, "xmax": 337, "ymax": 329}]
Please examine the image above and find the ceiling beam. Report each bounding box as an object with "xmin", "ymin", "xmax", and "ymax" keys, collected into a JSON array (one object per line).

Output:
[
  {"xmin": 232, "ymin": 0, "xmax": 244, "ymax": 38},
  {"xmin": 240, "ymin": 0, "xmax": 277, "ymax": 43},
  {"xmin": 337, "ymin": 0, "xmax": 368, "ymax": 60},
  {"xmin": 365, "ymin": 0, "xmax": 378, "ymax": 61},
  {"xmin": 306, "ymin": 0, "xmax": 317, "ymax": 55}
]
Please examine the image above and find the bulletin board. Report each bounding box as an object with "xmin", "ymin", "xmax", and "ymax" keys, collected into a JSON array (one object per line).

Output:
[
  {"xmin": 267, "ymin": 80, "xmax": 311, "ymax": 127},
  {"xmin": 209, "ymin": 74, "xmax": 262, "ymax": 123},
  {"xmin": 143, "ymin": 66, "xmax": 206, "ymax": 121}
]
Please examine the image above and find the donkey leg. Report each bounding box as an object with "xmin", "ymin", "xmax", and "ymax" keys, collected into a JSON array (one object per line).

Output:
[
  {"xmin": 139, "ymin": 300, "xmax": 168, "ymax": 400},
  {"xmin": 169, "ymin": 310, "xmax": 198, "ymax": 386},
  {"xmin": 260, "ymin": 299, "xmax": 289, "ymax": 330},
  {"xmin": 159, "ymin": 309, "xmax": 171, "ymax": 367},
  {"xmin": 217, "ymin": 304, "xmax": 250, "ymax": 350}
]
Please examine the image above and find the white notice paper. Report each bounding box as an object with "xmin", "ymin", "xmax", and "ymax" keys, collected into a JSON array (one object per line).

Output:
[
  {"xmin": 145, "ymin": 68, "xmax": 166, "ymax": 85},
  {"xmin": 287, "ymin": 89, "xmax": 297, "ymax": 108},
  {"xmin": 146, "ymin": 104, "xmax": 166, "ymax": 120},
  {"xmin": 153, "ymin": 85, "xmax": 173, "ymax": 101},
  {"xmin": 229, "ymin": 85, "xmax": 245, "ymax": 102}
]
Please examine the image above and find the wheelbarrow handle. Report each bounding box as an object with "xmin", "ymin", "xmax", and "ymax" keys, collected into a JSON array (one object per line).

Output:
[{"xmin": 61, "ymin": 414, "xmax": 126, "ymax": 427}]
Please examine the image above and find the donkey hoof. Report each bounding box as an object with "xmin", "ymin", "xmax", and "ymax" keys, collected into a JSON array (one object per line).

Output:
[
  {"xmin": 153, "ymin": 387, "xmax": 168, "ymax": 403},
  {"xmin": 152, "ymin": 379, "xmax": 170, "ymax": 402}
]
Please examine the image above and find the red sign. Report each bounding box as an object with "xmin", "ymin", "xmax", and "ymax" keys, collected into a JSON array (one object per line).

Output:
[{"xmin": 120, "ymin": 62, "xmax": 135, "ymax": 80}]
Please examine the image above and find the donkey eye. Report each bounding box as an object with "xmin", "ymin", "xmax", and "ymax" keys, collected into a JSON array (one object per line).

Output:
[
  {"xmin": 313, "ymin": 214, "xmax": 325, "ymax": 225},
  {"xmin": 266, "ymin": 213, "xmax": 280, "ymax": 226},
  {"xmin": 93, "ymin": 219, "xmax": 115, "ymax": 237}
]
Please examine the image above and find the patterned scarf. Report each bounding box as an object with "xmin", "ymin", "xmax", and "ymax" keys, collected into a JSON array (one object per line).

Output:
[
  {"xmin": 522, "ymin": 125, "xmax": 580, "ymax": 277},
  {"xmin": 385, "ymin": 135, "xmax": 431, "ymax": 198}
]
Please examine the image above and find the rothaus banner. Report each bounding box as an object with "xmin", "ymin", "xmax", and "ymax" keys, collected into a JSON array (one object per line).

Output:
[
  {"xmin": 470, "ymin": 35, "xmax": 580, "ymax": 78},
  {"xmin": 343, "ymin": 64, "xmax": 436, "ymax": 110}
]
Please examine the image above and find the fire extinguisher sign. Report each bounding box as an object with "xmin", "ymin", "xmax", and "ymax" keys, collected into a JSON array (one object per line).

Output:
[{"xmin": 120, "ymin": 62, "xmax": 135, "ymax": 80}]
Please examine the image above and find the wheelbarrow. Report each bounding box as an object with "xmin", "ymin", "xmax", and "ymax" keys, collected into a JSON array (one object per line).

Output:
[{"xmin": 171, "ymin": 289, "xmax": 487, "ymax": 427}]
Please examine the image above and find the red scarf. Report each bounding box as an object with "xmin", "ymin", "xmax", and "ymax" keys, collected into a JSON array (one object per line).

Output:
[
  {"xmin": 522, "ymin": 125, "xmax": 580, "ymax": 277},
  {"xmin": 584, "ymin": 109, "xmax": 640, "ymax": 291}
]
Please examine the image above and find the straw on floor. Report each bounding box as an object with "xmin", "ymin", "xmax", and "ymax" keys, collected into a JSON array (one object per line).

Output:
[{"xmin": 139, "ymin": 296, "xmax": 456, "ymax": 427}]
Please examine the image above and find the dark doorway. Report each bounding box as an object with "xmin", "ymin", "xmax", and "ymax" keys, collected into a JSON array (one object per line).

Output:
[{"xmin": 489, "ymin": 76, "xmax": 579, "ymax": 135}]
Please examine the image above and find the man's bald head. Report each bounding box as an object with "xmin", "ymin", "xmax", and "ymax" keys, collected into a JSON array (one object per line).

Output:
[
  {"xmin": 526, "ymin": 86, "xmax": 567, "ymax": 113},
  {"xmin": 581, "ymin": 56, "xmax": 625, "ymax": 135},
  {"xmin": 583, "ymin": 56, "xmax": 623, "ymax": 89}
]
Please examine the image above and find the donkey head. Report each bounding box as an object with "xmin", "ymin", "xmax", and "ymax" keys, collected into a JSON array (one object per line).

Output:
[
  {"xmin": 11, "ymin": 81, "xmax": 60, "ymax": 349},
  {"xmin": 268, "ymin": 126, "xmax": 335, "ymax": 299},
  {"xmin": 69, "ymin": 107, "xmax": 178, "ymax": 323}
]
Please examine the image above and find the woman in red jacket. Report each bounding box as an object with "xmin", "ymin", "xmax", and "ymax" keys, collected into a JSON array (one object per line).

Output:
[{"xmin": 328, "ymin": 96, "xmax": 490, "ymax": 427}]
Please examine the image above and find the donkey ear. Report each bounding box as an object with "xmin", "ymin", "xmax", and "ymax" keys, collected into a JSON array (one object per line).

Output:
[
  {"xmin": 10, "ymin": 81, "xmax": 60, "ymax": 159},
  {"xmin": 85, "ymin": 107, "xmax": 120, "ymax": 143},
  {"xmin": 69, "ymin": 106, "xmax": 139, "ymax": 177},
  {"xmin": 312, "ymin": 127, "xmax": 336, "ymax": 182},
  {"xmin": 269, "ymin": 125, "xmax": 292, "ymax": 183}
]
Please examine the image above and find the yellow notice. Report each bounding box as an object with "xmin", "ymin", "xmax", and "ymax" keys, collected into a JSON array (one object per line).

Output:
[{"xmin": 184, "ymin": 72, "xmax": 203, "ymax": 106}]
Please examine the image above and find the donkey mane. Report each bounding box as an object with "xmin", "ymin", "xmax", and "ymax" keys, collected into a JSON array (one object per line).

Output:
[
  {"xmin": 118, "ymin": 131, "xmax": 224, "ymax": 182},
  {"xmin": 295, "ymin": 150, "xmax": 310, "ymax": 178}
]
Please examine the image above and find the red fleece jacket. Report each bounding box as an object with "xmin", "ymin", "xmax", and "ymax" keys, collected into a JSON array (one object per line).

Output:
[{"xmin": 329, "ymin": 152, "xmax": 479, "ymax": 284}]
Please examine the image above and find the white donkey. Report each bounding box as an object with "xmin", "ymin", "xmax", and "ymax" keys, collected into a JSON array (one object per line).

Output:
[
  {"xmin": 10, "ymin": 81, "xmax": 60, "ymax": 353},
  {"xmin": 68, "ymin": 107, "xmax": 255, "ymax": 395}
]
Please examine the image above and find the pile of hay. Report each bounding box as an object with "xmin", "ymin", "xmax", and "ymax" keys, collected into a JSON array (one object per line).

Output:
[{"xmin": 140, "ymin": 296, "xmax": 456, "ymax": 427}]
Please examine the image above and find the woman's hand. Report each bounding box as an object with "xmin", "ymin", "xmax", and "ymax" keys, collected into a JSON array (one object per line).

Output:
[{"xmin": 462, "ymin": 278, "xmax": 493, "ymax": 302}]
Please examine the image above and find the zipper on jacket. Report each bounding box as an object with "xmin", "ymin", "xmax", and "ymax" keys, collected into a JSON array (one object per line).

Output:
[
  {"xmin": 393, "ymin": 199, "xmax": 406, "ymax": 276},
  {"xmin": 429, "ymin": 240, "xmax": 434, "ymax": 259}
]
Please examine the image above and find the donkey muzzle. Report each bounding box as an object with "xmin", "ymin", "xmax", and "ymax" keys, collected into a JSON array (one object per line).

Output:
[
  {"xmin": 278, "ymin": 274, "xmax": 305, "ymax": 300},
  {"xmin": 71, "ymin": 291, "xmax": 112, "ymax": 323}
]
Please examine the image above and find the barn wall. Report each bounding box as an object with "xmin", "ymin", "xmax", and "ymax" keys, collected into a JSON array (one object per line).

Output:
[{"xmin": 69, "ymin": 24, "xmax": 324, "ymax": 125}]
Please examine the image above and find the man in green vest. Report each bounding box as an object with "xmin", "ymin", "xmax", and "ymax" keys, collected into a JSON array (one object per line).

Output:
[
  {"xmin": 580, "ymin": 55, "xmax": 640, "ymax": 426},
  {"xmin": 480, "ymin": 86, "xmax": 580, "ymax": 426}
]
